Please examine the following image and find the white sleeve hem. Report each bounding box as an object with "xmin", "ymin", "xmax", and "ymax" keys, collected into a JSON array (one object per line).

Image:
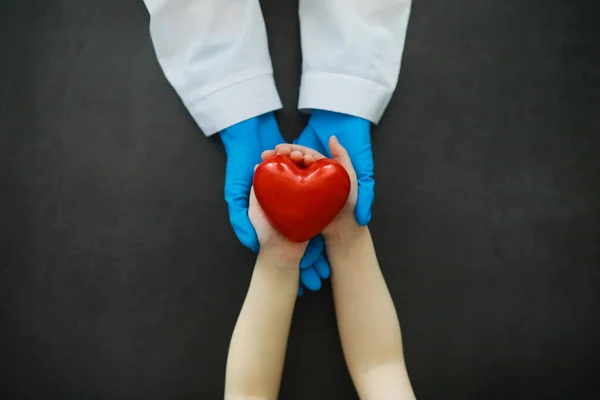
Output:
[
  {"xmin": 187, "ymin": 74, "xmax": 282, "ymax": 136},
  {"xmin": 298, "ymin": 72, "xmax": 394, "ymax": 124}
]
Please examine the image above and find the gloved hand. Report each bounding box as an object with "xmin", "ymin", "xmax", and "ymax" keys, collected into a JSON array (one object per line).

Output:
[
  {"xmin": 296, "ymin": 110, "xmax": 374, "ymax": 225},
  {"xmin": 293, "ymin": 110, "xmax": 374, "ymax": 293},
  {"xmin": 220, "ymin": 112, "xmax": 328, "ymax": 294},
  {"xmin": 298, "ymin": 234, "xmax": 330, "ymax": 296}
]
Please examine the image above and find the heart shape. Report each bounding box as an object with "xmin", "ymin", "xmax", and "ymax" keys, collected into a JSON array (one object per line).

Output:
[{"xmin": 253, "ymin": 155, "xmax": 351, "ymax": 243}]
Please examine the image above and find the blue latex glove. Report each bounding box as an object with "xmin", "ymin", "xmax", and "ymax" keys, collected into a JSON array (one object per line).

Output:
[
  {"xmin": 294, "ymin": 110, "xmax": 374, "ymax": 293},
  {"xmin": 219, "ymin": 112, "xmax": 327, "ymax": 293},
  {"xmin": 298, "ymin": 234, "xmax": 330, "ymax": 294},
  {"xmin": 296, "ymin": 110, "xmax": 374, "ymax": 225}
]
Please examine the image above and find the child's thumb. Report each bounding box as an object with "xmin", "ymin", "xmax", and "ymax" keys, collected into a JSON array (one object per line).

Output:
[
  {"xmin": 249, "ymin": 166, "xmax": 260, "ymax": 209},
  {"xmin": 329, "ymin": 136, "xmax": 348, "ymax": 162},
  {"xmin": 329, "ymin": 136, "xmax": 353, "ymax": 171}
]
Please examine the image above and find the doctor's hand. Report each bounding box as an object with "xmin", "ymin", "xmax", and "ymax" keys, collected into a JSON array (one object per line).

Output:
[
  {"xmin": 219, "ymin": 112, "xmax": 328, "ymax": 294},
  {"xmin": 291, "ymin": 110, "xmax": 373, "ymax": 294},
  {"xmin": 296, "ymin": 110, "xmax": 374, "ymax": 225},
  {"xmin": 220, "ymin": 113, "xmax": 284, "ymax": 252}
]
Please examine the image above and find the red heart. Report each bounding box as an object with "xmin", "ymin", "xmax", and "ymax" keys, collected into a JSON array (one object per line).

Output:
[{"xmin": 253, "ymin": 155, "xmax": 351, "ymax": 243}]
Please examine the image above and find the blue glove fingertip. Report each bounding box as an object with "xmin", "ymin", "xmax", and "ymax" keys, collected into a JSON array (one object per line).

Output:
[
  {"xmin": 221, "ymin": 113, "xmax": 285, "ymax": 253},
  {"xmin": 298, "ymin": 284, "xmax": 305, "ymax": 297},
  {"xmin": 314, "ymin": 255, "xmax": 331, "ymax": 279},
  {"xmin": 300, "ymin": 235, "xmax": 325, "ymax": 269},
  {"xmin": 300, "ymin": 267, "xmax": 322, "ymax": 291},
  {"xmin": 355, "ymin": 186, "xmax": 374, "ymax": 226},
  {"xmin": 228, "ymin": 208, "xmax": 260, "ymax": 252},
  {"xmin": 238, "ymin": 227, "xmax": 260, "ymax": 252}
]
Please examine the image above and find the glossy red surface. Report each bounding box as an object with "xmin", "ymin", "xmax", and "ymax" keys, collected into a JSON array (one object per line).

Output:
[{"xmin": 253, "ymin": 155, "xmax": 351, "ymax": 243}]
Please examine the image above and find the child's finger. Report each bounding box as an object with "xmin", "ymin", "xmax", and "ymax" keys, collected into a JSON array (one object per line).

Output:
[
  {"xmin": 290, "ymin": 150, "xmax": 304, "ymax": 164},
  {"xmin": 275, "ymin": 143, "xmax": 326, "ymax": 160},
  {"xmin": 303, "ymin": 154, "xmax": 315, "ymax": 166},
  {"xmin": 248, "ymin": 184, "xmax": 264, "ymax": 216},
  {"xmin": 328, "ymin": 136, "xmax": 353, "ymax": 170},
  {"xmin": 276, "ymin": 146, "xmax": 292, "ymax": 156},
  {"xmin": 249, "ymin": 185, "xmax": 257, "ymax": 207},
  {"xmin": 261, "ymin": 150, "xmax": 276, "ymax": 160},
  {"xmin": 250, "ymin": 166, "xmax": 259, "ymax": 208}
]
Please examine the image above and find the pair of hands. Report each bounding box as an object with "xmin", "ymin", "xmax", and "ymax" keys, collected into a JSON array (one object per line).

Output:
[
  {"xmin": 220, "ymin": 110, "xmax": 374, "ymax": 295},
  {"xmin": 248, "ymin": 137, "xmax": 360, "ymax": 267}
]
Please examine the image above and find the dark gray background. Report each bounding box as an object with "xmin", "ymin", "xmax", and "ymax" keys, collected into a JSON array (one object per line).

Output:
[{"xmin": 1, "ymin": 0, "xmax": 599, "ymax": 398}]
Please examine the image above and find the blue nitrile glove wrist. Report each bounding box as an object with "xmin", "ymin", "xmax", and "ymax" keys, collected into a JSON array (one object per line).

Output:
[
  {"xmin": 296, "ymin": 109, "xmax": 374, "ymax": 225},
  {"xmin": 220, "ymin": 112, "xmax": 331, "ymax": 295}
]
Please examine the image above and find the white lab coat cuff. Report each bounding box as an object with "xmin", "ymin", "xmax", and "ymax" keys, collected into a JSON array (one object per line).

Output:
[
  {"xmin": 298, "ymin": 72, "xmax": 393, "ymax": 124},
  {"xmin": 187, "ymin": 74, "xmax": 282, "ymax": 136}
]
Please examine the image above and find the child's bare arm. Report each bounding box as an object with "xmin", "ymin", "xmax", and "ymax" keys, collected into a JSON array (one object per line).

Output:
[
  {"xmin": 327, "ymin": 227, "xmax": 415, "ymax": 400},
  {"xmin": 273, "ymin": 139, "xmax": 416, "ymax": 400},
  {"xmin": 224, "ymin": 188, "xmax": 305, "ymax": 400},
  {"xmin": 224, "ymin": 252, "xmax": 299, "ymax": 400}
]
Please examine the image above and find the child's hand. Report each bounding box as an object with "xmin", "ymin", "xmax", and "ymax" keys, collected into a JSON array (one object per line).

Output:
[
  {"xmin": 248, "ymin": 183, "xmax": 308, "ymax": 267},
  {"xmin": 263, "ymin": 136, "xmax": 359, "ymax": 239}
]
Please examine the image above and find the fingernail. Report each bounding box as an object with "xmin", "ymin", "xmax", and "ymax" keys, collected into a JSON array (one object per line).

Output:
[{"xmin": 331, "ymin": 135, "xmax": 338, "ymax": 143}]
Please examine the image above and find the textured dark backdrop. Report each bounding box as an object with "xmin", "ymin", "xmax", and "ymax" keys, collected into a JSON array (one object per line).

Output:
[{"xmin": 1, "ymin": 0, "xmax": 599, "ymax": 399}]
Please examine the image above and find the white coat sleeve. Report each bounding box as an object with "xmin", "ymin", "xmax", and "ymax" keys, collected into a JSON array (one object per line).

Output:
[
  {"xmin": 298, "ymin": 0, "xmax": 412, "ymax": 124},
  {"xmin": 143, "ymin": 0, "xmax": 282, "ymax": 136}
]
